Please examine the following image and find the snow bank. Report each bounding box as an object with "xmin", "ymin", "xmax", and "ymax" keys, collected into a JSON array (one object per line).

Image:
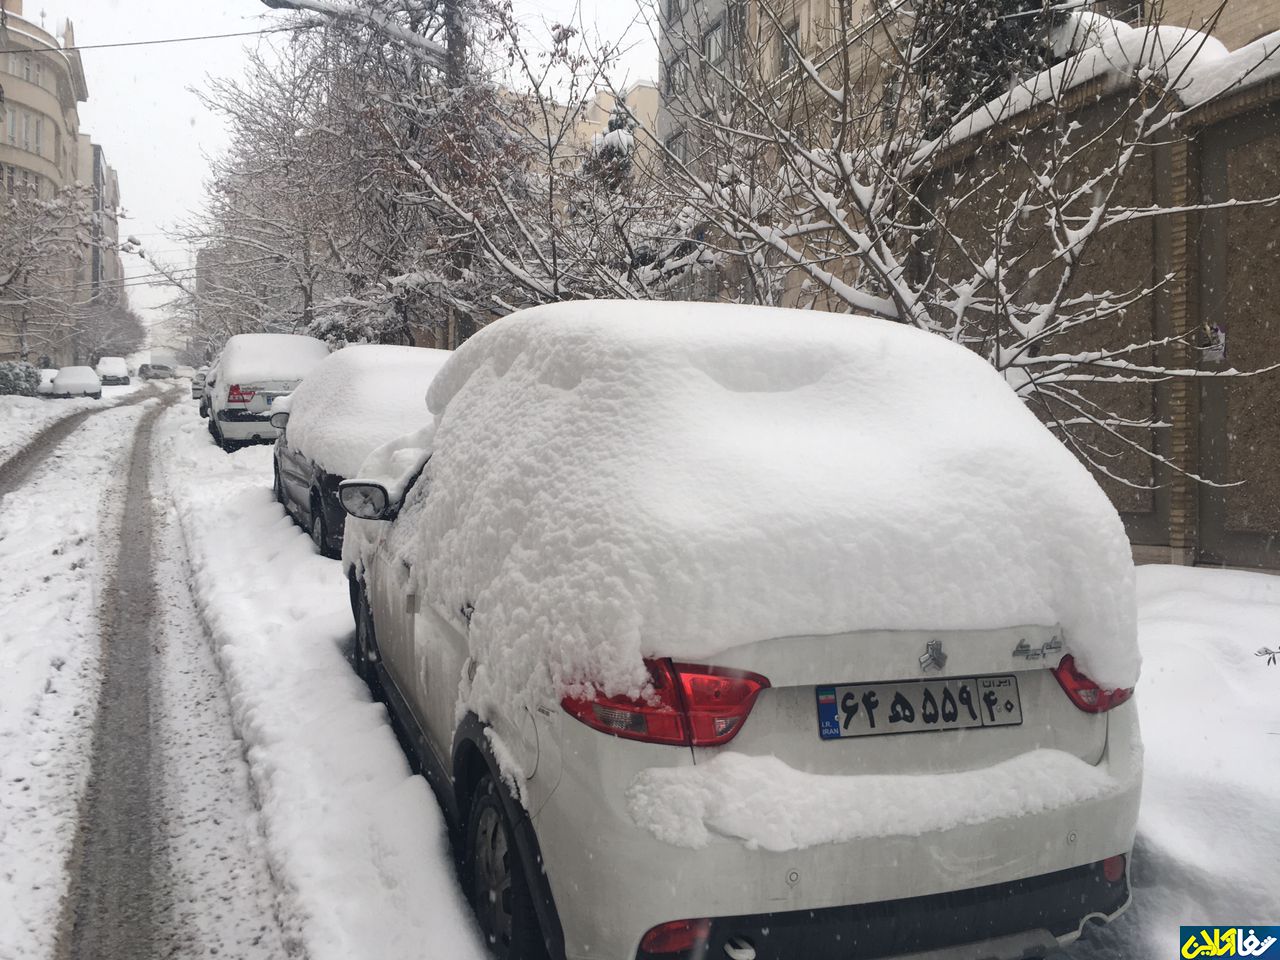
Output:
[
  {"xmin": 284, "ymin": 344, "xmax": 451, "ymax": 478},
  {"xmin": 216, "ymin": 333, "xmax": 330, "ymax": 384},
  {"xmin": 378, "ymin": 301, "xmax": 1136, "ymax": 726},
  {"xmin": 1072, "ymin": 565, "xmax": 1280, "ymax": 960},
  {"xmin": 626, "ymin": 739, "xmax": 1139, "ymax": 851},
  {"xmin": 155, "ymin": 408, "xmax": 484, "ymax": 960}
]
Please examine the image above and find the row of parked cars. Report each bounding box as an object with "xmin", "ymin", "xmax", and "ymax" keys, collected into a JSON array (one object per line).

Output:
[
  {"xmin": 203, "ymin": 305, "xmax": 1143, "ymax": 960},
  {"xmin": 37, "ymin": 356, "xmax": 196, "ymax": 399}
]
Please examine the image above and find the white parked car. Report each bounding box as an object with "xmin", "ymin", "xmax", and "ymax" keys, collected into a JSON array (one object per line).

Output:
[
  {"xmin": 50, "ymin": 366, "xmax": 102, "ymax": 399},
  {"xmin": 340, "ymin": 302, "xmax": 1142, "ymax": 960},
  {"xmin": 95, "ymin": 356, "xmax": 130, "ymax": 386},
  {"xmin": 270, "ymin": 344, "xmax": 453, "ymax": 558},
  {"xmin": 204, "ymin": 333, "xmax": 330, "ymax": 451},
  {"xmin": 174, "ymin": 364, "xmax": 196, "ymax": 379},
  {"xmin": 36, "ymin": 368, "xmax": 58, "ymax": 396}
]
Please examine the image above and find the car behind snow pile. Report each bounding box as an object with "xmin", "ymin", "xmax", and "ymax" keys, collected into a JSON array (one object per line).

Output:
[
  {"xmin": 49, "ymin": 366, "xmax": 102, "ymax": 399},
  {"xmin": 270, "ymin": 344, "xmax": 452, "ymax": 558},
  {"xmin": 204, "ymin": 333, "xmax": 329, "ymax": 451},
  {"xmin": 95, "ymin": 356, "xmax": 130, "ymax": 386},
  {"xmin": 338, "ymin": 301, "xmax": 1143, "ymax": 960},
  {"xmin": 36, "ymin": 368, "xmax": 58, "ymax": 396}
]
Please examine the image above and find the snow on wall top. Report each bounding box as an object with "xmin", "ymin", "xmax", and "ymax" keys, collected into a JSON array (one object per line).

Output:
[
  {"xmin": 217, "ymin": 333, "xmax": 330, "ymax": 385},
  {"xmin": 285, "ymin": 345, "xmax": 451, "ymax": 479},
  {"xmin": 400, "ymin": 301, "xmax": 1137, "ymax": 714},
  {"xmin": 937, "ymin": 14, "xmax": 1280, "ymax": 153}
]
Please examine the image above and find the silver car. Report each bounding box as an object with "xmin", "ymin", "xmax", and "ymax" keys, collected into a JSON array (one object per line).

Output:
[{"xmin": 339, "ymin": 302, "xmax": 1142, "ymax": 960}]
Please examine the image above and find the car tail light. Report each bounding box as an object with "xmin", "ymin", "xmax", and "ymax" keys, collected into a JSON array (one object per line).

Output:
[
  {"xmin": 561, "ymin": 659, "xmax": 769, "ymax": 747},
  {"xmin": 1102, "ymin": 854, "xmax": 1127, "ymax": 884},
  {"xmin": 638, "ymin": 918, "xmax": 710, "ymax": 958},
  {"xmin": 227, "ymin": 384, "xmax": 256, "ymax": 403},
  {"xmin": 1052, "ymin": 655, "xmax": 1134, "ymax": 713}
]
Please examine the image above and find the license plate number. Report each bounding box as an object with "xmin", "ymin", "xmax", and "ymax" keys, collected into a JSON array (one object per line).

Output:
[{"xmin": 816, "ymin": 676, "xmax": 1022, "ymax": 739}]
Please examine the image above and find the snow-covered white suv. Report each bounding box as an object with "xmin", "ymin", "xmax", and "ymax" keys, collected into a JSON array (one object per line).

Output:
[{"xmin": 340, "ymin": 302, "xmax": 1142, "ymax": 960}]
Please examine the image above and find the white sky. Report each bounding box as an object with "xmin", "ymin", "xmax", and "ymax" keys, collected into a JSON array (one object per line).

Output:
[{"xmin": 39, "ymin": 0, "xmax": 658, "ymax": 343}]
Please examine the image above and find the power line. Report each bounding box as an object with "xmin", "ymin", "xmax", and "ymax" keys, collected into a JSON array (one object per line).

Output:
[{"xmin": 0, "ymin": 25, "xmax": 312, "ymax": 57}]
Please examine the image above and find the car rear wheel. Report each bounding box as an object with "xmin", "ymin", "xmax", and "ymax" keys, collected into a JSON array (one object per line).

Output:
[{"xmin": 466, "ymin": 775, "xmax": 545, "ymax": 960}]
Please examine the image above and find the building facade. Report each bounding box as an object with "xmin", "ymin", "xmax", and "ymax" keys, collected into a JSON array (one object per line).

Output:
[{"xmin": 0, "ymin": 0, "xmax": 124, "ymax": 366}]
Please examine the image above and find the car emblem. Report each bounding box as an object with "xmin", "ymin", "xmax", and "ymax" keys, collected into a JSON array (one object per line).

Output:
[
  {"xmin": 919, "ymin": 639, "xmax": 947, "ymax": 673},
  {"xmin": 1012, "ymin": 636, "xmax": 1064, "ymax": 660}
]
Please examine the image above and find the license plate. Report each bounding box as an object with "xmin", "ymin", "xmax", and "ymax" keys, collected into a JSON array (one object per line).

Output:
[{"xmin": 816, "ymin": 675, "xmax": 1022, "ymax": 739}]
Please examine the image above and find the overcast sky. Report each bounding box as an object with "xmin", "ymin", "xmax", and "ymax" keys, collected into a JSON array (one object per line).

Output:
[{"xmin": 40, "ymin": 0, "xmax": 657, "ymax": 342}]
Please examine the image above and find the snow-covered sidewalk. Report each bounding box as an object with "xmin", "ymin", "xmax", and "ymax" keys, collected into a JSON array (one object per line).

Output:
[{"xmin": 153, "ymin": 406, "xmax": 484, "ymax": 960}]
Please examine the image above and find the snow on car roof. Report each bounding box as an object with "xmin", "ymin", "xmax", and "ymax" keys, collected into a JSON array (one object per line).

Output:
[
  {"xmin": 383, "ymin": 301, "xmax": 1136, "ymax": 714},
  {"xmin": 54, "ymin": 366, "xmax": 101, "ymax": 386},
  {"xmin": 96, "ymin": 356, "xmax": 128, "ymax": 373},
  {"xmin": 285, "ymin": 344, "xmax": 453, "ymax": 478},
  {"xmin": 217, "ymin": 333, "xmax": 330, "ymax": 384}
]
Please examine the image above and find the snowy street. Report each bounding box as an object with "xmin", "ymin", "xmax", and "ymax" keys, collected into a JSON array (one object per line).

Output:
[{"xmin": 0, "ymin": 384, "xmax": 1274, "ymax": 959}]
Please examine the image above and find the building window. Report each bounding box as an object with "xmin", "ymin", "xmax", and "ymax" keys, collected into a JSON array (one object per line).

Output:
[
  {"xmin": 4, "ymin": 166, "xmax": 12, "ymax": 194},
  {"xmin": 666, "ymin": 129, "xmax": 688, "ymax": 165},
  {"xmin": 702, "ymin": 21, "xmax": 724, "ymax": 67},
  {"xmin": 22, "ymin": 55, "xmax": 31, "ymax": 82},
  {"xmin": 664, "ymin": 58, "xmax": 689, "ymax": 98},
  {"xmin": 34, "ymin": 117, "xmax": 42, "ymax": 156},
  {"xmin": 21, "ymin": 111, "xmax": 30, "ymax": 151},
  {"xmin": 6, "ymin": 107, "xmax": 14, "ymax": 145},
  {"xmin": 779, "ymin": 21, "xmax": 801, "ymax": 74},
  {"xmin": 33, "ymin": 58, "xmax": 42, "ymax": 89}
]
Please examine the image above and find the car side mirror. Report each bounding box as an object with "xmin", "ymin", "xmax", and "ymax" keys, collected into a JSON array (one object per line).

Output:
[
  {"xmin": 269, "ymin": 411, "xmax": 290, "ymax": 430},
  {"xmin": 339, "ymin": 481, "xmax": 394, "ymax": 521}
]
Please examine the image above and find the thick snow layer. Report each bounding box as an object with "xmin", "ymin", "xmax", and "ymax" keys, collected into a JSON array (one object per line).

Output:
[
  {"xmin": 216, "ymin": 333, "xmax": 330, "ymax": 384},
  {"xmin": 386, "ymin": 301, "xmax": 1137, "ymax": 729},
  {"xmin": 95, "ymin": 357, "xmax": 128, "ymax": 378},
  {"xmin": 626, "ymin": 737, "xmax": 1139, "ymax": 851},
  {"xmin": 156, "ymin": 408, "xmax": 484, "ymax": 960},
  {"xmin": 51, "ymin": 366, "xmax": 100, "ymax": 394},
  {"xmin": 284, "ymin": 344, "xmax": 451, "ymax": 478},
  {"xmin": 1073, "ymin": 565, "xmax": 1280, "ymax": 960}
]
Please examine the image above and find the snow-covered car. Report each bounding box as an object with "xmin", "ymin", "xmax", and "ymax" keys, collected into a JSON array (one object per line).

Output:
[
  {"xmin": 140, "ymin": 363, "xmax": 175, "ymax": 380},
  {"xmin": 270, "ymin": 344, "xmax": 452, "ymax": 559},
  {"xmin": 94, "ymin": 356, "xmax": 130, "ymax": 386},
  {"xmin": 174, "ymin": 364, "xmax": 196, "ymax": 379},
  {"xmin": 191, "ymin": 368, "xmax": 207, "ymax": 401},
  {"xmin": 205, "ymin": 333, "xmax": 329, "ymax": 451},
  {"xmin": 49, "ymin": 366, "xmax": 102, "ymax": 399},
  {"xmin": 338, "ymin": 302, "xmax": 1143, "ymax": 960},
  {"xmin": 36, "ymin": 368, "xmax": 58, "ymax": 396}
]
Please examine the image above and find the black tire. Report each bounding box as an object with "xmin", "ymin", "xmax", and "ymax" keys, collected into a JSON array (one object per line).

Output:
[
  {"xmin": 310, "ymin": 496, "xmax": 337, "ymax": 559},
  {"xmin": 465, "ymin": 775, "xmax": 545, "ymax": 960},
  {"xmin": 352, "ymin": 584, "xmax": 381, "ymax": 696}
]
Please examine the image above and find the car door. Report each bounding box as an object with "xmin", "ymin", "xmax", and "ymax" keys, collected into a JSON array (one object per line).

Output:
[{"xmin": 277, "ymin": 429, "xmax": 311, "ymax": 515}]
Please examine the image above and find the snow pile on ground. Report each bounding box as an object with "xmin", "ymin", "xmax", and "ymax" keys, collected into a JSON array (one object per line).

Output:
[
  {"xmin": 216, "ymin": 333, "xmax": 330, "ymax": 383},
  {"xmin": 1074, "ymin": 565, "xmax": 1280, "ymax": 959},
  {"xmin": 626, "ymin": 733, "xmax": 1140, "ymax": 851},
  {"xmin": 0, "ymin": 403, "xmax": 152, "ymax": 958},
  {"xmin": 284, "ymin": 344, "xmax": 451, "ymax": 478},
  {"xmin": 155, "ymin": 406, "xmax": 484, "ymax": 960},
  {"xmin": 380, "ymin": 301, "xmax": 1135, "ymax": 725}
]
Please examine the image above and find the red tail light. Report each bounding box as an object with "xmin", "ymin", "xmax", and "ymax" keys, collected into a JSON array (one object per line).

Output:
[
  {"xmin": 1053, "ymin": 655, "xmax": 1133, "ymax": 713},
  {"xmin": 226, "ymin": 383, "xmax": 256, "ymax": 403},
  {"xmin": 1102, "ymin": 854, "xmax": 1127, "ymax": 884},
  {"xmin": 562, "ymin": 659, "xmax": 769, "ymax": 747},
  {"xmin": 638, "ymin": 918, "xmax": 710, "ymax": 957}
]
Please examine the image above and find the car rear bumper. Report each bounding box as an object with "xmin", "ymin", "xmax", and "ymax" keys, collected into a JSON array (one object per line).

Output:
[
  {"xmin": 657, "ymin": 859, "xmax": 1129, "ymax": 960},
  {"xmin": 537, "ymin": 700, "xmax": 1142, "ymax": 960},
  {"xmin": 215, "ymin": 409, "xmax": 280, "ymax": 441}
]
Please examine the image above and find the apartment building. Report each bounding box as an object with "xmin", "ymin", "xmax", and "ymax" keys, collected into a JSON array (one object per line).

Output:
[{"xmin": 0, "ymin": 0, "xmax": 124, "ymax": 364}]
